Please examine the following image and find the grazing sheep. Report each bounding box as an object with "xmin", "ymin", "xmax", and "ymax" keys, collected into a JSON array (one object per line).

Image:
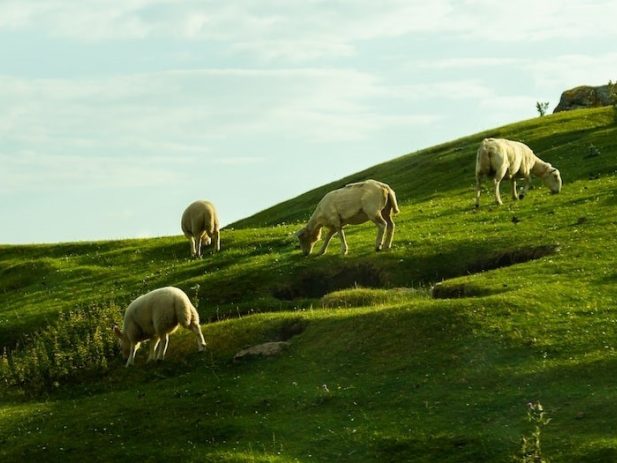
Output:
[
  {"xmin": 113, "ymin": 286, "xmax": 206, "ymax": 367},
  {"xmin": 181, "ymin": 200, "xmax": 220, "ymax": 257},
  {"xmin": 296, "ymin": 179, "xmax": 400, "ymax": 256},
  {"xmin": 475, "ymin": 138, "xmax": 562, "ymax": 207}
]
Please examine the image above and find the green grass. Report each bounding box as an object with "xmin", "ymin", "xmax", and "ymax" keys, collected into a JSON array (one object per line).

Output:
[{"xmin": 1, "ymin": 106, "xmax": 616, "ymax": 462}]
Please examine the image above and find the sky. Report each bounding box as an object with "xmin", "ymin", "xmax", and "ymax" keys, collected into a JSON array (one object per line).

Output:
[{"xmin": 1, "ymin": 0, "xmax": 616, "ymax": 244}]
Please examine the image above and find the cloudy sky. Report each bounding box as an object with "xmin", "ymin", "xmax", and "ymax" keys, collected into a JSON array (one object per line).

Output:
[{"xmin": 1, "ymin": 0, "xmax": 616, "ymax": 244}]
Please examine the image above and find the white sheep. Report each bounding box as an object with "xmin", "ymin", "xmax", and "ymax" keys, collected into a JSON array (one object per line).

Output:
[
  {"xmin": 296, "ymin": 179, "xmax": 400, "ymax": 256},
  {"xmin": 113, "ymin": 286, "xmax": 207, "ymax": 367},
  {"xmin": 181, "ymin": 200, "xmax": 220, "ymax": 257},
  {"xmin": 475, "ymin": 138, "xmax": 562, "ymax": 207}
]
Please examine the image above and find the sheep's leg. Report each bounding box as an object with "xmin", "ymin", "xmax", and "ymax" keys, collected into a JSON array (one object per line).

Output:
[
  {"xmin": 371, "ymin": 215, "xmax": 387, "ymax": 251},
  {"xmin": 337, "ymin": 228, "xmax": 349, "ymax": 255},
  {"xmin": 493, "ymin": 167, "xmax": 508, "ymax": 206},
  {"xmin": 475, "ymin": 174, "xmax": 483, "ymax": 208},
  {"xmin": 157, "ymin": 334, "xmax": 170, "ymax": 360},
  {"xmin": 511, "ymin": 178, "xmax": 518, "ymax": 200},
  {"xmin": 189, "ymin": 237, "xmax": 197, "ymax": 257},
  {"xmin": 147, "ymin": 337, "xmax": 160, "ymax": 362},
  {"xmin": 316, "ymin": 228, "xmax": 336, "ymax": 256},
  {"xmin": 196, "ymin": 236, "xmax": 203, "ymax": 258},
  {"xmin": 519, "ymin": 176, "xmax": 532, "ymax": 199},
  {"xmin": 212, "ymin": 230, "xmax": 220, "ymax": 252},
  {"xmin": 383, "ymin": 214, "xmax": 395, "ymax": 249},
  {"xmin": 126, "ymin": 342, "xmax": 140, "ymax": 367},
  {"xmin": 189, "ymin": 322, "xmax": 207, "ymax": 351},
  {"xmin": 493, "ymin": 178, "xmax": 503, "ymax": 205}
]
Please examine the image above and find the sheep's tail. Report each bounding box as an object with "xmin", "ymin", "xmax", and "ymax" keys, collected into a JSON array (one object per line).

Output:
[
  {"xmin": 387, "ymin": 187, "xmax": 400, "ymax": 215},
  {"xmin": 476, "ymin": 138, "xmax": 496, "ymax": 177}
]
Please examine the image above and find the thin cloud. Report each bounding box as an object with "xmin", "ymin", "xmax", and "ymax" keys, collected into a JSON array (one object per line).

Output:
[
  {"xmin": 0, "ymin": 152, "xmax": 193, "ymax": 192},
  {"xmin": 0, "ymin": 68, "xmax": 441, "ymax": 152},
  {"xmin": 2, "ymin": 1, "xmax": 616, "ymax": 60},
  {"xmin": 213, "ymin": 157, "xmax": 266, "ymax": 166}
]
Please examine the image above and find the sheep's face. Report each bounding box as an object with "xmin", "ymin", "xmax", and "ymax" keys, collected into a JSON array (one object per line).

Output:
[
  {"xmin": 113, "ymin": 326, "xmax": 130, "ymax": 359},
  {"xmin": 296, "ymin": 227, "xmax": 320, "ymax": 256},
  {"xmin": 544, "ymin": 168, "xmax": 562, "ymax": 194}
]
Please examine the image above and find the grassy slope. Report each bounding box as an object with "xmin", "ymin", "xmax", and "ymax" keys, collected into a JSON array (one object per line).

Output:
[{"xmin": 1, "ymin": 107, "xmax": 616, "ymax": 462}]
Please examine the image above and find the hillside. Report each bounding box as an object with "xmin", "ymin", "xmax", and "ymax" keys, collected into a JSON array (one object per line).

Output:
[{"xmin": 1, "ymin": 106, "xmax": 616, "ymax": 462}]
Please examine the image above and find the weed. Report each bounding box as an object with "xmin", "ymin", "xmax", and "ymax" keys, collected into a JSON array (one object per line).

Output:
[
  {"xmin": 0, "ymin": 304, "xmax": 122, "ymax": 395},
  {"xmin": 587, "ymin": 143, "xmax": 601, "ymax": 158},
  {"xmin": 516, "ymin": 401, "xmax": 551, "ymax": 463}
]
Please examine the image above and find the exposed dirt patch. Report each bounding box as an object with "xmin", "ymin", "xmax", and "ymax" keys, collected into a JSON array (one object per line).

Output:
[
  {"xmin": 431, "ymin": 283, "xmax": 501, "ymax": 299},
  {"xmin": 233, "ymin": 341, "xmax": 291, "ymax": 362},
  {"xmin": 273, "ymin": 262, "xmax": 386, "ymax": 300},
  {"xmin": 466, "ymin": 244, "xmax": 560, "ymax": 274},
  {"xmin": 272, "ymin": 245, "xmax": 559, "ymax": 302},
  {"xmin": 432, "ymin": 244, "xmax": 559, "ymax": 299},
  {"xmin": 277, "ymin": 318, "xmax": 308, "ymax": 341}
]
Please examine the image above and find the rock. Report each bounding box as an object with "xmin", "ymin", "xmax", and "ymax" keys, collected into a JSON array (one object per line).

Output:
[
  {"xmin": 553, "ymin": 84, "xmax": 614, "ymax": 113},
  {"xmin": 233, "ymin": 341, "xmax": 290, "ymax": 361}
]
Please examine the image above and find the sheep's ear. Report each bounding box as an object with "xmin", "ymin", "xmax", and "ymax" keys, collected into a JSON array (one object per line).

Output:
[{"xmin": 113, "ymin": 325, "xmax": 123, "ymax": 339}]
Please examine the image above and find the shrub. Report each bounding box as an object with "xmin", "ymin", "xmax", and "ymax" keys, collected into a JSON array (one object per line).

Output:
[
  {"xmin": 536, "ymin": 102, "xmax": 549, "ymax": 117},
  {"xmin": 609, "ymin": 80, "xmax": 617, "ymax": 107},
  {"xmin": 0, "ymin": 304, "xmax": 122, "ymax": 395}
]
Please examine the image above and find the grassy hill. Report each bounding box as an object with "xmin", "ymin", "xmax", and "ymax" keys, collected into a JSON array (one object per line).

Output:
[{"xmin": 1, "ymin": 106, "xmax": 616, "ymax": 462}]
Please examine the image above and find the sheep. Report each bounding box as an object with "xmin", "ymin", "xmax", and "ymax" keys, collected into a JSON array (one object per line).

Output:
[
  {"xmin": 181, "ymin": 200, "xmax": 220, "ymax": 257},
  {"xmin": 475, "ymin": 138, "xmax": 562, "ymax": 207},
  {"xmin": 296, "ymin": 179, "xmax": 400, "ymax": 256},
  {"xmin": 113, "ymin": 286, "xmax": 207, "ymax": 367}
]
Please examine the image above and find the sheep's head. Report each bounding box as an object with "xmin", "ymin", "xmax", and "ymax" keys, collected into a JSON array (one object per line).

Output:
[
  {"xmin": 543, "ymin": 167, "xmax": 562, "ymax": 194},
  {"xmin": 113, "ymin": 325, "xmax": 130, "ymax": 359},
  {"xmin": 296, "ymin": 226, "xmax": 321, "ymax": 256}
]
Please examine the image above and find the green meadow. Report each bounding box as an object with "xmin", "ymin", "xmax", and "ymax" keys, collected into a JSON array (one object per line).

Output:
[{"xmin": 1, "ymin": 106, "xmax": 616, "ymax": 462}]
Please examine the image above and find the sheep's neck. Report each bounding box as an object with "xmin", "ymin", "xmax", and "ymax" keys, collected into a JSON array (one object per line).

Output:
[{"xmin": 531, "ymin": 158, "xmax": 552, "ymax": 178}]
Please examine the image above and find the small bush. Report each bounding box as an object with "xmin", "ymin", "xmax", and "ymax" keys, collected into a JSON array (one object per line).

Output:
[
  {"xmin": 536, "ymin": 101, "xmax": 549, "ymax": 117},
  {"xmin": 0, "ymin": 304, "xmax": 122, "ymax": 395},
  {"xmin": 516, "ymin": 401, "xmax": 551, "ymax": 463}
]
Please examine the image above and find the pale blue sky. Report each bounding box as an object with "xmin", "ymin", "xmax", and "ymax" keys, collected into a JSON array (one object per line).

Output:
[{"xmin": 1, "ymin": 0, "xmax": 616, "ymax": 244}]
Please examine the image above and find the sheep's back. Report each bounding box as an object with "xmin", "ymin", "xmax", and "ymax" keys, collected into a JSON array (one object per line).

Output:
[
  {"xmin": 181, "ymin": 201, "xmax": 218, "ymax": 236},
  {"xmin": 125, "ymin": 287, "xmax": 197, "ymax": 339}
]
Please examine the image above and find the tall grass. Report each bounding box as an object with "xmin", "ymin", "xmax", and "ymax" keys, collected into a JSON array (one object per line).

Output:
[{"xmin": 0, "ymin": 304, "xmax": 122, "ymax": 395}]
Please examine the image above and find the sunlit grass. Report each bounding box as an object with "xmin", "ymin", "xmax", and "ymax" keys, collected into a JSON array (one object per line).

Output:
[{"xmin": 0, "ymin": 106, "xmax": 616, "ymax": 462}]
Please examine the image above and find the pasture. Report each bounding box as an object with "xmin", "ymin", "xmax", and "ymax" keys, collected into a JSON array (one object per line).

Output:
[{"xmin": 1, "ymin": 106, "xmax": 616, "ymax": 462}]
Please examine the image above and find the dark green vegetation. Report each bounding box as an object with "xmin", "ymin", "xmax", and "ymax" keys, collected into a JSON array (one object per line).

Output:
[{"xmin": 1, "ymin": 106, "xmax": 616, "ymax": 462}]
